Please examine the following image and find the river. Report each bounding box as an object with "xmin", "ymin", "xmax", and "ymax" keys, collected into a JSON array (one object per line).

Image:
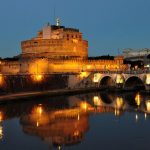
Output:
[{"xmin": 0, "ymin": 91, "xmax": 149, "ymax": 150}]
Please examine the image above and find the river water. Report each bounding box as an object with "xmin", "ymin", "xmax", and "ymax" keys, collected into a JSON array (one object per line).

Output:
[{"xmin": 0, "ymin": 91, "xmax": 150, "ymax": 150}]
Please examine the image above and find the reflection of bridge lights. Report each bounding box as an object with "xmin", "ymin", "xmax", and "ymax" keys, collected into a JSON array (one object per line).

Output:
[
  {"xmin": 36, "ymin": 105, "xmax": 43, "ymax": 115},
  {"xmin": 77, "ymin": 113, "xmax": 80, "ymax": 121},
  {"xmin": 0, "ymin": 112, "xmax": 3, "ymax": 122},
  {"xmin": 73, "ymin": 130, "xmax": 79, "ymax": 136},
  {"xmin": 135, "ymin": 114, "xmax": 139, "ymax": 122},
  {"xmin": 115, "ymin": 97, "xmax": 124, "ymax": 109},
  {"xmin": 114, "ymin": 109, "xmax": 121, "ymax": 116},
  {"xmin": 145, "ymin": 113, "xmax": 147, "ymax": 120},
  {"xmin": 93, "ymin": 96, "xmax": 101, "ymax": 107},
  {"xmin": 135, "ymin": 93, "xmax": 142, "ymax": 106},
  {"xmin": 146, "ymin": 100, "xmax": 150, "ymax": 113},
  {"xmin": 146, "ymin": 74, "xmax": 150, "ymax": 85},
  {"xmin": 36, "ymin": 121, "xmax": 39, "ymax": 127},
  {"xmin": 80, "ymin": 102, "xmax": 88, "ymax": 111},
  {"xmin": 0, "ymin": 125, "xmax": 3, "ymax": 140},
  {"xmin": 0, "ymin": 74, "xmax": 3, "ymax": 86},
  {"xmin": 58, "ymin": 146, "xmax": 61, "ymax": 150}
]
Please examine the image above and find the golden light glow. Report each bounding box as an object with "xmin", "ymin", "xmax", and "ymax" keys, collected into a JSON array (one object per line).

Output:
[
  {"xmin": 73, "ymin": 130, "xmax": 79, "ymax": 136},
  {"xmin": 29, "ymin": 59, "xmax": 49, "ymax": 74},
  {"xmin": 93, "ymin": 73, "xmax": 101, "ymax": 83},
  {"xmin": 0, "ymin": 125, "xmax": 3, "ymax": 140},
  {"xmin": 36, "ymin": 121, "xmax": 39, "ymax": 127},
  {"xmin": 146, "ymin": 74, "xmax": 150, "ymax": 85},
  {"xmin": 135, "ymin": 93, "xmax": 142, "ymax": 106},
  {"xmin": 35, "ymin": 74, "xmax": 43, "ymax": 81},
  {"xmin": 0, "ymin": 112, "xmax": 3, "ymax": 122},
  {"xmin": 32, "ymin": 74, "xmax": 43, "ymax": 82},
  {"xmin": 114, "ymin": 108, "xmax": 120, "ymax": 116},
  {"xmin": 36, "ymin": 105, "xmax": 43, "ymax": 115},
  {"xmin": 87, "ymin": 65, "xmax": 91, "ymax": 69},
  {"xmin": 0, "ymin": 74, "xmax": 4, "ymax": 86},
  {"xmin": 145, "ymin": 113, "xmax": 147, "ymax": 120},
  {"xmin": 116, "ymin": 74, "xmax": 124, "ymax": 84},
  {"xmin": 72, "ymin": 39, "xmax": 78, "ymax": 43},
  {"xmin": 80, "ymin": 101, "xmax": 88, "ymax": 111},
  {"xmin": 146, "ymin": 100, "xmax": 150, "ymax": 113},
  {"xmin": 80, "ymin": 72, "xmax": 88, "ymax": 78},
  {"xmin": 115, "ymin": 97, "xmax": 124, "ymax": 109},
  {"xmin": 31, "ymin": 104, "xmax": 49, "ymax": 127},
  {"xmin": 93, "ymin": 96, "xmax": 102, "ymax": 107},
  {"xmin": 77, "ymin": 113, "xmax": 80, "ymax": 121}
]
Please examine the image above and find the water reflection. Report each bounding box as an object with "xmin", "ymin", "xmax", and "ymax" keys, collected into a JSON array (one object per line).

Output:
[
  {"xmin": 0, "ymin": 92, "xmax": 149, "ymax": 149},
  {"xmin": 21, "ymin": 106, "xmax": 89, "ymax": 146},
  {"xmin": 0, "ymin": 111, "xmax": 3, "ymax": 140}
]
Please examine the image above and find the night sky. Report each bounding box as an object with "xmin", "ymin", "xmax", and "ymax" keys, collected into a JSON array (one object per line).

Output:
[{"xmin": 0, "ymin": 0, "xmax": 150, "ymax": 58}]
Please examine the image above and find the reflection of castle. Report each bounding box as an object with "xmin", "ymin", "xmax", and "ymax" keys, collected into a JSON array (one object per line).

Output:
[
  {"xmin": 20, "ymin": 106, "xmax": 89, "ymax": 146},
  {"xmin": 0, "ymin": 19, "xmax": 127, "ymax": 74}
]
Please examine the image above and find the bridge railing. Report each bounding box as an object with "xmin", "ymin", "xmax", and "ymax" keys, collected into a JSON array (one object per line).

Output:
[{"xmin": 0, "ymin": 69, "xmax": 150, "ymax": 76}]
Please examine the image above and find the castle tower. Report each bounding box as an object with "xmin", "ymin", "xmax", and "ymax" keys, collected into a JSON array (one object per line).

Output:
[{"xmin": 21, "ymin": 21, "xmax": 88, "ymax": 59}]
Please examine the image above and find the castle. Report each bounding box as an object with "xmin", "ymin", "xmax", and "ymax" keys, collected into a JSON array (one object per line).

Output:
[{"xmin": 0, "ymin": 19, "xmax": 127, "ymax": 75}]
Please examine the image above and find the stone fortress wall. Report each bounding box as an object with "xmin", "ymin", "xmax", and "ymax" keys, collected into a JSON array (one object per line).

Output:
[{"xmin": 0, "ymin": 56, "xmax": 127, "ymax": 74}]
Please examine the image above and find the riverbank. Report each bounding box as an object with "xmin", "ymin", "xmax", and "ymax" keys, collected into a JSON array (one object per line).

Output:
[{"xmin": 0, "ymin": 87, "xmax": 99, "ymax": 103}]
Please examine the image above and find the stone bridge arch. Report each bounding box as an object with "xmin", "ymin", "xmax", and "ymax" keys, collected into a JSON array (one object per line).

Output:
[
  {"xmin": 124, "ymin": 75, "xmax": 146, "ymax": 90},
  {"xmin": 98, "ymin": 74, "xmax": 115, "ymax": 89}
]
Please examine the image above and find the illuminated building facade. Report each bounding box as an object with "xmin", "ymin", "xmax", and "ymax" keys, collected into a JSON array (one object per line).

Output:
[
  {"xmin": 0, "ymin": 20, "xmax": 127, "ymax": 75},
  {"xmin": 21, "ymin": 22, "xmax": 88, "ymax": 60}
]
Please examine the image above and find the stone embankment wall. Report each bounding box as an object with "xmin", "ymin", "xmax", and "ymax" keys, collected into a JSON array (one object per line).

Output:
[{"xmin": 0, "ymin": 74, "xmax": 69, "ymax": 93}]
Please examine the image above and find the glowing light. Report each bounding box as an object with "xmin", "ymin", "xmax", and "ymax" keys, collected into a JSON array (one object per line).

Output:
[
  {"xmin": 135, "ymin": 114, "xmax": 138, "ymax": 121},
  {"xmin": 115, "ymin": 97, "xmax": 124, "ymax": 109},
  {"xmin": 36, "ymin": 121, "xmax": 39, "ymax": 127},
  {"xmin": 116, "ymin": 74, "xmax": 124, "ymax": 84},
  {"xmin": 77, "ymin": 113, "xmax": 80, "ymax": 121},
  {"xmin": 29, "ymin": 59, "xmax": 49, "ymax": 74},
  {"xmin": 0, "ymin": 125, "xmax": 3, "ymax": 140},
  {"xmin": 146, "ymin": 74, "xmax": 150, "ymax": 85},
  {"xmin": 114, "ymin": 108, "xmax": 120, "ymax": 116},
  {"xmin": 36, "ymin": 105, "xmax": 43, "ymax": 115},
  {"xmin": 93, "ymin": 96, "xmax": 102, "ymax": 107},
  {"xmin": 32, "ymin": 74, "xmax": 43, "ymax": 82},
  {"xmin": 80, "ymin": 72, "xmax": 87, "ymax": 78},
  {"xmin": 58, "ymin": 146, "xmax": 61, "ymax": 150},
  {"xmin": 145, "ymin": 113, "xmax": 147, "ymax": 120},
  {"xmin": 135, "ymin": 93, "xmax": 141, "ymax": 106},
  {"xmin": 146, "ymin": 100, "xmax": 150, "ymax": 113},
  {"xmin": 87, "ymin": 65, "xmax": 91, "ymax": 69},
  {"xmin": 0, "ymin": 74, "xmax": 4, "ymax": 86},
  {"xmin": 93, "ymin": 73, "xmax": 101, "ymax": 83},
  {"xmin": 74, "ymin": 131, "xmax": 79, "ymax": 136},
  {"xmin": 0, "ymin": 112, "xmax": 3, "ymax": 122},
  {"xmin": 72, "ymin": 39, "xmax": 78, "ymax": 43},
  {"xmin": 80, "ymin": 101, "xmax": 88, "ymax": 111}
]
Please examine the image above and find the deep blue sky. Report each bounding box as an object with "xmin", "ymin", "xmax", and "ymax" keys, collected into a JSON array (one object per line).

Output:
[{"xmin": 0, "ymin": 0, "xmax": 150, "ymax": 58}]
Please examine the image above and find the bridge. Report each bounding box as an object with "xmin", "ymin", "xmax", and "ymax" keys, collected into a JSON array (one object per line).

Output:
[
  {"xmin": 70, "ymin": 70, "xmax": 150, "ymax": 91},
  {"xmin": 0, "ymin": 70, "xmax": 149, "ymax": 92}
]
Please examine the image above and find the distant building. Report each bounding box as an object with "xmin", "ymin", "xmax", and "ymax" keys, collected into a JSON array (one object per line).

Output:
[{"xmin": 123, "ymin": 48, "xmax": 150, "ymax": 69}]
